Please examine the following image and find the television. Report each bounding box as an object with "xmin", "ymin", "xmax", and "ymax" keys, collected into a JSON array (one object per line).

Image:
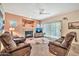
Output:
[{"xmin": 36, "ymin": 28, "xmax": 42, "ymax": 33}]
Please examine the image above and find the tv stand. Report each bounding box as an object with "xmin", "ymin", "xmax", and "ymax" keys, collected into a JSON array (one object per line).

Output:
[{"xmin": 34, "ymin": 32, "xmax": 44, "ymax": 38}]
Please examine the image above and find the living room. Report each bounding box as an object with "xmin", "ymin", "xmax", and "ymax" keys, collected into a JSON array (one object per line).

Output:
[{"xmin": 0, "ymin": 3, "xmax": 79, "ymax": 56}]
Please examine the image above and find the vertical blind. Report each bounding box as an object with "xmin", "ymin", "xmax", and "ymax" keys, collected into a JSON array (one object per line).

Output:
[{"xmin": 42, "ymin": 21, "xmax": 61, "ymax": 39}]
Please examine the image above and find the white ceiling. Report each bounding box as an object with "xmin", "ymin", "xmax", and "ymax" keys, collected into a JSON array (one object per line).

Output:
[{"xmin": 2, "ymin": 3, "xmax": 79, "ymax": 20}]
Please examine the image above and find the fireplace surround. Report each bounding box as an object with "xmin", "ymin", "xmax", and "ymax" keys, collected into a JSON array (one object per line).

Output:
[{"xmin": 25, "ymin": 31, "xmax": 33, "ymax": 38}]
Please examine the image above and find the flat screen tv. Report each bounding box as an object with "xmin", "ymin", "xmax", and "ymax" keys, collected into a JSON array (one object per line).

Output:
[{"xmin": 36, "ymin": 28, "xmax": 42, "ymax": 33}]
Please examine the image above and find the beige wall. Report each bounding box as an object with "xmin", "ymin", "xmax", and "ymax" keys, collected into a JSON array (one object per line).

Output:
[
  {"xmin": 41, "ymin": 10, "xmax": 79, "ymax": 43},
  {"xmin": 5, "ymin": 12, "xmax": 24, "ymax": 36},
  {"xmin": 5, "ymin": 12, "xmax": 38, "ymax": 37}
]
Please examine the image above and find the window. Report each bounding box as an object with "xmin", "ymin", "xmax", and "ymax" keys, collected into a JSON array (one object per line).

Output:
[
  {"xmin": 0, "ymin": 17, "xmax": 3, "ymax": 33},
  {"xmin": 10, "ymin": 20, "xmax": 17, "ymax": 28}
]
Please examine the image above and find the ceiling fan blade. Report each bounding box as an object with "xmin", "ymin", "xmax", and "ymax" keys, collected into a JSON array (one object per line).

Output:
[{"xmin": 39, "ymin": 12, "xmax": 49, "ymax": 14}]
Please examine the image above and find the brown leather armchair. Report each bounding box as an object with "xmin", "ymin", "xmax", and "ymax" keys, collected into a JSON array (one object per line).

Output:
[
  {"xmin": 48, "ymin": 32, "xmax": 77, "ymax": 56},
  {"xmin": 0, "ymin": 32, "xmax": 32, "ymax": 56}
]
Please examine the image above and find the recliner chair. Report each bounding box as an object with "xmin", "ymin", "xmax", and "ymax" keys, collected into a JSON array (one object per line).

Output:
[
  {"xmin": 0, "ymin": 32, "xmax": 32, "ymax": 56},
  {"xmin": 48, "ymin": 32, "xmax": 77, "ymax": 56}
]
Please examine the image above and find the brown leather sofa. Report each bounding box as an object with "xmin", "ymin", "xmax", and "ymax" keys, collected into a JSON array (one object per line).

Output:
[
  {"xmin": 0, "ymin": 32, "xmax": 32, "ymax": 56},
  {"xmin": 48, "ymin": 32, "xmax": 77, "ymax": 56}
]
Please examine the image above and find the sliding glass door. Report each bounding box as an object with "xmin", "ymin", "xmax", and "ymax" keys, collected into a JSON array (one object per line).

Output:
[
  {"xmin": 43, "ymin": 23, "xmax": 51, "ymax": 37},
  {"xmin": 43, "ymin": 21, "xmax": 61, "ymax": 39},
  {"xmin": 50, "ymin": 22, "xmax": 61, "ymax": 38}
]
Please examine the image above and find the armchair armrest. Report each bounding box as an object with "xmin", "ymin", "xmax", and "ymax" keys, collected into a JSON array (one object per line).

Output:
[
  {"xmin": 8, "ymin": 44, "xmax": 32, "ymax": 53},
  {"xmin": 48, "ymin": 42, "xmax": 67, "ymax": 50},
  {"xmin": 55, "ymin": 36, "xmax": 65, "ymax": 43}
]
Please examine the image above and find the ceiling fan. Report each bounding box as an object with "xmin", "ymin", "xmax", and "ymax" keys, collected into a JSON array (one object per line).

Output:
[{"xmin": 39, "ymin": 8, "xmax": 49, "ymax": 15}]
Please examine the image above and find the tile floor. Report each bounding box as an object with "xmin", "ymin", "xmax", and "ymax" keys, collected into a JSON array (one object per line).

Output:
[{"xmin": 25, "ymin": 37, "xmax": 79, "ymax": 56}]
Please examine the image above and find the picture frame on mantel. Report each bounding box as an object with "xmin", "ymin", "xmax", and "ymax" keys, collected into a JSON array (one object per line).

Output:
[{"xmin": 68, "ymin": 21, "xmax": 79, "ymax": 29}]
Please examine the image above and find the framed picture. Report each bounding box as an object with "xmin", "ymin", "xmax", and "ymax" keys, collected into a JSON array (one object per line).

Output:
[{"xmin": 68, "ymin": 21, "xmax": 79, "ymax": 29}]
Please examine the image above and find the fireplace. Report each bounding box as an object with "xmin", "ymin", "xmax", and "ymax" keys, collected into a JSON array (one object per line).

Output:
[{"xmin": 25, "ymin": 31, "xmax": 33, "ymax": 38}]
